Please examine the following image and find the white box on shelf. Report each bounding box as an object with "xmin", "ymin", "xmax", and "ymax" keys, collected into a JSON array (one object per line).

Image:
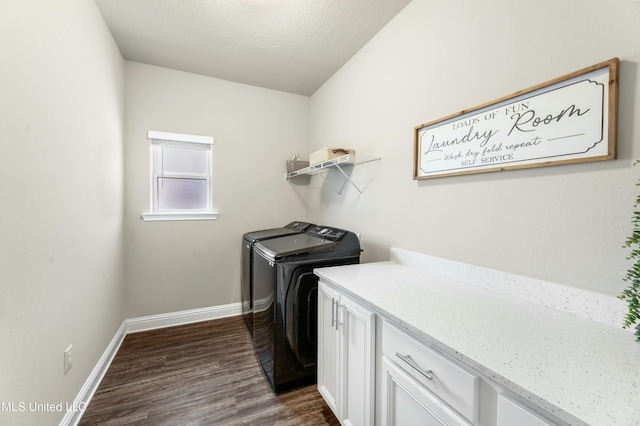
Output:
[{"xmin": 309, "ymin": 147, "xmax": 355, "ymax": 165}]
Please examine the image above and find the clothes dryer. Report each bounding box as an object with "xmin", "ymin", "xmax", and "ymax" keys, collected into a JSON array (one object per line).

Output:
[
  {"xmin": 252, "ymin": 225, "xmax": 360, "ymax": 392},
  {"xmin": 241, "ymin": 221, "xmax": 313, "ymax": 335}
]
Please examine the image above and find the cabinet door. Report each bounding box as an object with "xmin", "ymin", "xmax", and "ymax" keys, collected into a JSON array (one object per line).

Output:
[
  {"xmin": 381, "ymin": 357, "xmax": 471, "ymax": 426},
  {"xmin": 341, "ymin": 294, "xmax": 375, "ymax": 426},
  {"xmin": 317, "ymin": 282, "xmax": 341, "ymax": 415}
]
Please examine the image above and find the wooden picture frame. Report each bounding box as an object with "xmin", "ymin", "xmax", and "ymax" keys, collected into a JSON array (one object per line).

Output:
[{"xmin": 414, "ymin": 58, "xmax": 619, "ymax": 179}]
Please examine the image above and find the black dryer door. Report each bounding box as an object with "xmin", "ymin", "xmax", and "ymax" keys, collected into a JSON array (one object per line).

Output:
[{"xmin": 285, "ymin": 269, "xmax": 318, "ymax": 369}]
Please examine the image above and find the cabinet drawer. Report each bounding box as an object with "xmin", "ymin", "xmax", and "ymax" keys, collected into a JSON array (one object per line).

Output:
[
  {"xmin": 497, "ymin": 394, "xmax": 556, "ymax": 426},
  {"xmin": 382, "ymin": 321, "xmax": 479, "ymax": 423}
]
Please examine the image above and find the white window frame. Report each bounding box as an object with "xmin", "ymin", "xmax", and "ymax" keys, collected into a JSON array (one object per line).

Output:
[{"xmin": 141, "ymin": 130, "xmax": 218, "ymax": 222}]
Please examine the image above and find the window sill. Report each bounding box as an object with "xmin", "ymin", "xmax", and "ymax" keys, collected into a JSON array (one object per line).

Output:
[{"xmin": 141, "ymin": 212, "xmax": 219, "ymax": 222}]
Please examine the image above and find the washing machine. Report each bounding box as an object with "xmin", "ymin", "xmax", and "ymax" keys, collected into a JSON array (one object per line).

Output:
[
  {"xmin": 251, "ymin": 225, "xmax": 361, "ymax": 392},
  {"xmin": 241, "ymin": 221, "xmax": 313, "ymax": 335}
]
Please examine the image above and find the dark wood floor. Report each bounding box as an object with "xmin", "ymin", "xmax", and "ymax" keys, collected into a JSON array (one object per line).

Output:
[{"xmin": 79, "ymin": 316, "xmax": 339, "ymax": 425}]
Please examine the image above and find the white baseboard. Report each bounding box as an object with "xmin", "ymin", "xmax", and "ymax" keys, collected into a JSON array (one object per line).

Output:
[
  {"xmin": 59, "ymin": 322, "xmax": 127, "ymax": 426},
  {"xmin": 125, "ymin": 303, "xmax": 243, "ymax": 333},
  {"xmin": 60, "ymin": 303, "xmax": 243, "ymax": 426}
]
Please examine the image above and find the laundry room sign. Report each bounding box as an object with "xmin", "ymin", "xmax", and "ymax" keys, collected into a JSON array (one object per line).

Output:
[{"xmin": 413, "ymin": 58, "xmax": 619, "ymax": 179}]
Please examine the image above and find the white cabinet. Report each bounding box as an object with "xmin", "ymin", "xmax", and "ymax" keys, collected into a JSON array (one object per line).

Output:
[
  {"xmin": 318, "ymin": 282, "xmax": 341, "ymax": 414},
  {"xmin": 497, "ymin": 394, "xmax": 556, "ymax": 426},
  {"xmin": 318, "ymin": 281, "xmax": 375, "ymax": 426},
  {"xmin": 381, "ymin": 356, "xmax": 471, "ymax": 426},
  {"xmin": 380, "ymin": 321, "xmax": 479, "ymax": 426},
  {"xmin": 315, "ymin": 265, "xmax": 571, "ymax": 426}
]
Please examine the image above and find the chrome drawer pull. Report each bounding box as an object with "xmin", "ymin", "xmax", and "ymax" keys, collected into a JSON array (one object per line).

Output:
[
  {"xmin": 331, "ymin": 299, "xmax": 335, "ymax": 327},
  {"xmin": 395, "ymin": 352, "xmax": 434, "ymax": 380}
]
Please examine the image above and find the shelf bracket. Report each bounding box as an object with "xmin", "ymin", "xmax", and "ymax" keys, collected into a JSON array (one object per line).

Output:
[
  {"xmin": 317, "ymin": 171, "xmax": 349, "ymax": 195},
  {"xmin": 334, "ymin": 164, "xmax": 364, "ymax": 194}
]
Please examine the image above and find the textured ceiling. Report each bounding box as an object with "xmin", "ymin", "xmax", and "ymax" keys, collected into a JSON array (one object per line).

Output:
[{"xmin": 95, "ymin": 0, "xmax": 411, "ymax": 96}]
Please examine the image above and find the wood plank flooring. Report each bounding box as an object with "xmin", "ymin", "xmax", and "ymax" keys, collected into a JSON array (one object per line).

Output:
[{"xmin": 79, "ymin": 316, "xmax": 339, "ymax": 426}]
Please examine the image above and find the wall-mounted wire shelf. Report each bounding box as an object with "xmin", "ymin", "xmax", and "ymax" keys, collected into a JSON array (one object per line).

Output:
[{"xmin": 286, "ymin": 154, "xmax": 381, "ymax": 194}]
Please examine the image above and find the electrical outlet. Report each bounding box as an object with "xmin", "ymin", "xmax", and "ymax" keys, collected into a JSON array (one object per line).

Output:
[{"xmin": 64, "ymin": 345, "xmax": 73, "ymax": 375}]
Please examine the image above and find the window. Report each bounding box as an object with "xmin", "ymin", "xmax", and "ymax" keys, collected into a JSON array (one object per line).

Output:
[{"xmin": 141, "ymin": 130, "xmax": 218, "ymax": 221}]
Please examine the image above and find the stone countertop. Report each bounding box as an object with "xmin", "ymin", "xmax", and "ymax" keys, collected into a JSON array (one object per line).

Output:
[{"xmin": 313, "ymin": 254, "xmax": 639, "ymax": 426}]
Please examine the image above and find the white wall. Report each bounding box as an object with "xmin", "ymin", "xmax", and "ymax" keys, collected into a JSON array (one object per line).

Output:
[
  {"xmin": 308, "ymin": 0, "xmax": 640, "ymax": 296},
  {"xmin": 0, "ymin": 0, "xmax": 124, "ymax": 424},
  {"xmin": 2, "ymin": 2, "xmax": 639, "ymax": 422},
  {"xmin": 123, "ymin": 62, "xmax": 310, "ymax": 317}
]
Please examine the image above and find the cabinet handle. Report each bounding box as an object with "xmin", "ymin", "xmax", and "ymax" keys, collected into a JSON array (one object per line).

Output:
[
  {"xmin": 335, "ymin": 302, "xmax": 342, "ymax": 330},
  {"xmin": 395, "ymin": 352, "xmax": 434, "ymax": 380},
  {"xmin": 331, "ymin": 299, "xmax": 336, "ymax": 327}
]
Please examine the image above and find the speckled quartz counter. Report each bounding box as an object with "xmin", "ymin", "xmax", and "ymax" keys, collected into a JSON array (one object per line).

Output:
[{"xmin": 313, "ymin": 248, "xmax": 639, "ymax": 426}]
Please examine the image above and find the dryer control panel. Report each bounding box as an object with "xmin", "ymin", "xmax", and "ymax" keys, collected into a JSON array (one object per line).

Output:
[{"xmin": 307, "ymin": 225, "xmax": 347, "ymax": 241}]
